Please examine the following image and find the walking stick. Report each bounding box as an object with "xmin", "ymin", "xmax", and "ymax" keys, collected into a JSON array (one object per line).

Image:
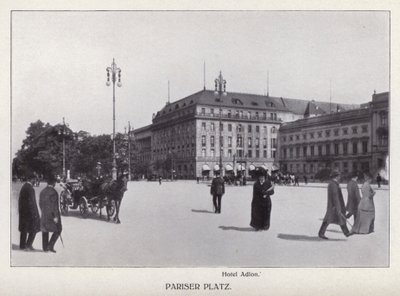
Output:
[
  {"xmin": 59, "ymin": 233, "xmax": 65, "ymax": 248},
  {"xmin": 340, "ymin": 212, "xmax": 353, "ymax": 228}
]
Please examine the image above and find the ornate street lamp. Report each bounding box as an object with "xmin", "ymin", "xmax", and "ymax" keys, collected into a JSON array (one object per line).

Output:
[
  {"xmin": 57, "ymin": 117, "xmax": 70, "ymax": 179},
  {"xmin": 106, "ymin": 58, "xmax": 122, "ymax": 180},
  {"xmin": 214, "ymin": 71, "xmax": 227, "ymax": 176}
]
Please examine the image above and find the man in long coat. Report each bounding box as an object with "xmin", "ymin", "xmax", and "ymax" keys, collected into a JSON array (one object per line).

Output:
[
  {"xmin": 318, "ymin": 170, "xmax": 351, "ymax": 239},
  {"xmin": 346, "ymin": 171, "xmax": 361, "ymax": 222},
  {"xmin": 210, "ymin": 170, "xmax": 225, "ymax": 213},
  {"xmin": 39, "ymin": 174, "xmax": 62, "ymax": 253},
  {"xmin": 18, "ymin": 171, "xmax": 40, "ymax": 250},
  {"xmin": 250, "ymin": 168, "xmax": 275, "ymax": 231}
]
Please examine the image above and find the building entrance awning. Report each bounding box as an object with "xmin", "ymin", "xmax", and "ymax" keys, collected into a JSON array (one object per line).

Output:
[
  {"xmin": 225, "ymin": 164, "xmax": 233, "ymax": 171},
  {"xmin": 237, "ymin": 164, "xmax": 245, "ymax": 171},
  {"xmin": 248, "ymin": 164, "xmax": 256, "ymax": 171},
  {"xmin": 202, "ymin": 164, "xmax": 211, "ymax": 171}
]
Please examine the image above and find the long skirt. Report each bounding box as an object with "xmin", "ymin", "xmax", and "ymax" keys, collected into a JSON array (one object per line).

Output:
[
  {"xmin": 351, "ymin": 209, "xmax": 375, "ymax": 234},
  {"xmin": 250, "ymin": 197, "xmax": 272, "ymax": 230}
]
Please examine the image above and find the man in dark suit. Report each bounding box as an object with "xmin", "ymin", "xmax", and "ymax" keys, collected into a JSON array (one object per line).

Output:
[
  {"xmin": 39, "ymin": 174, "xmax": 62, "ymax": 253},
  {"xmin": 210, "ymin": 170, "xmax": 225, "ymax": 213},
  {"xmin": 346, "ymin": 171, "xmax": 361, "ymax": 222},
  {"xmin": 18, "ymin": 171, "xmax": 40, "ymax": 250},
  {"xmin": 318, "ymin": 170, "xmax": 352, "ymax": 239}
]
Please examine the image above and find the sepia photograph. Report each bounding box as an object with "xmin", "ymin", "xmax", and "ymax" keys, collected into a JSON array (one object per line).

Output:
[
  {"xmin": 3, "ymin": 5, "xmax": 398, "ymax": 295},
  {"xmin": 10, "ymin": 10, "xmax": 390, "ymax": 268}
]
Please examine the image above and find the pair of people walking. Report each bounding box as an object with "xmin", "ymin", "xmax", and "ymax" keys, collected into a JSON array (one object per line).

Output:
[
  {"xmin": 318, "ymin": 170, "xmax": 376, "ymax": 239},
  {"xmin": 18, "ymin": 172, "xmax": 62, "ymax": 253}
]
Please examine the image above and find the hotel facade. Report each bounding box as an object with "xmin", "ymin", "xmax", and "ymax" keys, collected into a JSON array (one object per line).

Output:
[{"xmin": 132, "ymin": 87, "xmax": 372, "ymax": 179}]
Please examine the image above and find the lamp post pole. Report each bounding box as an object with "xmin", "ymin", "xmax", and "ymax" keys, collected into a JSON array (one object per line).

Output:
[
  {"xmin": 58, "ymin": 117, "xmax": 69, "ymax": 180},
  {"xmin": 214, "ymin": 71, "xmax": 227, "ymax": 175},
  {"xmin": 106, "ymin": 58, "xmax": 122, "ymax": 180}
]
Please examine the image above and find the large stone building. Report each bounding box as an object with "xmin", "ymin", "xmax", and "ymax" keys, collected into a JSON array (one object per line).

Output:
[
  {"xmin": 277, "ymin": 92, "xmax": 389, "ymax": 181},
  {"xmin": 133, "ymin": 87, "xmax": 360, "ymax": 179}
]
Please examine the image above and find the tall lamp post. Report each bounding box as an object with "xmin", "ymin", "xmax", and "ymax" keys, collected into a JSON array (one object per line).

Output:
[
  {"xmin": 128, "ymin": 121, "xmax": 132, "ymax": 181},
  {"xmin": 58, "ymin": 117, "xmax": 70, "ymax": 179},
  {"xmin": 106, "ymin": 58, "xmax": 122, "ymax": 180},
  {"xmin": 214, "ymin": 71, "xmax": 227, "ymax": 175}
]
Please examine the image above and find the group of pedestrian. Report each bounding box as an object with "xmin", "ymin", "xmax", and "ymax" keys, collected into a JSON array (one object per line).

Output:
[
  {"xmin": 318, "ymin": 170, "xmax": 376, "ymax": 239},
  {"xmin": 210, "ymin": 167, "xmax": 275, "ymax": 231},
  {"xmin": 18, "ymin": 171, "xmax": 62, "ymax": 253}
]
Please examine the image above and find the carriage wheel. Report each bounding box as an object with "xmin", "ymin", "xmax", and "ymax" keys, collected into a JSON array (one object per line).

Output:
[
  {"xmin": 107, "ymin": 200, "xmax": 116, "ymax": 217},
  {"xmin": 79, "ymin": 197, "xmax": 89, "ymax": 218},
  {"xmin": 60, "ymin": 190, "xmax": 69, "ymax": 215}
]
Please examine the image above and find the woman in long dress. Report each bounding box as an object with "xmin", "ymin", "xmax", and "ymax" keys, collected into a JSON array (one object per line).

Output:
[{"xmin": 351, "ymin": 174, "xmax": 376, "ymax": 234}]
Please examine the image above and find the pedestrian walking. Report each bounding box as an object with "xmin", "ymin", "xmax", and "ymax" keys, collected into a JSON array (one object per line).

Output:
[
  {"xmin": 376, "ymin": 173, "xmax": 382, "ymax": 188},
  {"xmin": 345, "ymin": 171, "xmax": 361, "ymax": 223},
  {"xmin": 210, "ymin": 171, "xmax": 225, "ymax": 213},
  {"xmin": 159, "ymin": 176, "xmax": 162, "ymax": 185},
  {"xmin": 18, "ymin": 171, "xmax": 40, "ymax": 251},
  {"xmin": 250, "ymin": 168, "xmax": 275, "ymax": 231},
  {"xmin": 351, "ymin": 173, "xmax": 376, "ymax": 234},
  {"xmin": 39, "ymin": 174, "xmax": 62, "ymax": 253},
  {"xmin": 304, "ymin": 175, "xmax": 308, "ymax": 185},
  {"xmin": 318, "ymin": 170, "xmax": 352, "ymax": 239}
]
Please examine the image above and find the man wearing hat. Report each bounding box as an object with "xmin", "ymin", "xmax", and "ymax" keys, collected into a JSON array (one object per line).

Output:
[
  {"xmin": 18, "ymin": 171, "xmax": 41, "ymax": 250},
  {"xmin": 250, "ymin": 167, "xmax": 275, "ymax": 231},
  {"xmin": 210, "ymin": 170, "xmax": 225, "ymax": 213},
  {"xmin": 345, "ymin": 171, "xmax": 361, "ymax": 222},
  {"xmin": 318, "ymin": 170, "xmax": 351, "ymax": 239},
  {"xmin": 39, "ymin": 174, "xmax": 62, "ymax": 252}
]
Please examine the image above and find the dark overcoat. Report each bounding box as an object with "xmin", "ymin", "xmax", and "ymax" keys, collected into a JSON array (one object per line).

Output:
[
  {"xmin": 39, "ymin": 186, "xmax": 62, "ymax": 233},
  {"xmin": 18, "ymin": 182, "xmax": 40, "ymax": 233},
  {"xmin": 250, "ymin": 179, "xmax": 274, "ymax": 229},
  {"xmin": 210, "ymin": 177, "xmax": 225, "ymax": 196},
  {"xmin": 346, "ymin": 179, "xmax": 361, "ymax": 215},
  {"xmin": 323, "ymin": 180, "xmax": 346, "ymax": 225}
]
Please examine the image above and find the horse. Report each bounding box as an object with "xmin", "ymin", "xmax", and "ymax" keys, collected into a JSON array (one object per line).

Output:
[{"xmin": 101, "ymin": 175, "xmax": 128, "ymax": 224}]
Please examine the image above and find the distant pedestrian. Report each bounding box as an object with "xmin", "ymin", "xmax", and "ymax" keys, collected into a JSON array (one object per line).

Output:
[
  {"xmin": 210, "ymin": 171, "xmax": 225, "ymax": 214},
  {"xmin": 351, "ymin": 173, "xmax": 376, "ymax": 234},
  {"xmin": 39, "ymin": 174, "xmax": 62, "ymax": 253},
  {"xmin": 294, "ymin": 175, "xmax": 299, "ymax": 186},
  {"xmin": 304, "ymin": 175, "xmax": 308, "ymax": 185},
  {"xmin": 318, "ymin": 170, "xmax": 352, "ymax": 239},
  {"xmin": 250, "ymin": 168, "xmax": 275, "ymax": 231},
  {"xmin": 345, "ymin": 171, "xmax": 361, "ymax": 223},
  {"xmin": 159, "ymin": 176, "xmax": 162, "ymax": 185},
  {"xmin": 376, "ymin": 173, "xmax": 382, "ymax": 188},
  {"xmin": 196, "ymin": 176, "xmax": 200, "ymax": 184},
  {"xmin": 18, "ymin": 171, "xmax": 40, "ymax": 251}
]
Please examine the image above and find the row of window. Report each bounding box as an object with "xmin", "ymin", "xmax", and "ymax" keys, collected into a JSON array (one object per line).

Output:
[
  {"xmin": 200, "ymin": 148, "xmax": 276, "ymax": 159},
  {"xmin": 200, "ymin": 107, "xmax": 278, "ymax": 121},
  {"xmin": 281, "ymin": 125, "xmax": 369, "ymax": 142},
  {"xmin": 283, "ymin": 161, "xmax": 370, "ymax": 174},
  {"xmin": 201, "ymin": 135, "xmax": 277, "ymax": 149},
  {"xmin": 201, "ymin": 121, "xmax": 277, "ymax": 134},
  {"xmin": 281, "ymin": 141, "xmax": 369, "ymax": 159}
]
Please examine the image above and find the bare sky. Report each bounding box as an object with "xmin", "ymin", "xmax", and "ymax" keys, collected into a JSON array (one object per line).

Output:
[{"xmin": 12, "ymin": 11, "xmax": 389, "ymax": 156}]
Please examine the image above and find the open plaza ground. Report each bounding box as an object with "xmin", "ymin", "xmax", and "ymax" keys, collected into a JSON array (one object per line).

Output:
[{"xmin": 11, "ymin": 180, "xmax": 389, "ymax": 267}]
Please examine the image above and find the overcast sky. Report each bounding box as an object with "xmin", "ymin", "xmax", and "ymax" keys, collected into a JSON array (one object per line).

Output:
[{"xmin": 12, "ymin": 11, "xmax": 389, "ymax": 156}]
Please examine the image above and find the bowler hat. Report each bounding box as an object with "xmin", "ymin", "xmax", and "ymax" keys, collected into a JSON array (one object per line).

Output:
[
  {"xmin": 330, "ymin": 169, "xmax": 340, "ymax": 178},
  {"xmin": 45, "ymin": 173, "xmax": 57, "ymax": 184}
]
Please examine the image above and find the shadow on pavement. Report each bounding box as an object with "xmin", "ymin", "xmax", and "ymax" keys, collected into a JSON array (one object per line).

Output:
[
  {"xmin": 277, "ymin": 233, "xmax": 346, "ymax": 242},
  {"xmin": 219, "ymin": 226, "xmax": 255, "ymax": 232},
  {"xmin": 327, "ymin": 229, "xmax": 343, "ymax": 233},
  {"xmin": 191, "ymin": 209, "xmax": 215, "ymax": 214},
  {"xmin": 11, "ymin": 243, "xmax": 43, "ymax": 252}
]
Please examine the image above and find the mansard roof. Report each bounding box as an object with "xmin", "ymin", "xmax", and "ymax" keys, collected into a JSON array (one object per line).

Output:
[{"xmin": 154, "ymin": 89, "xmax": 360, "ymax": 119}]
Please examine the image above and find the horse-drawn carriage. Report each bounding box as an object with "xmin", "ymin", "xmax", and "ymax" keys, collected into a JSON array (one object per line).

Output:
[{"xmin": 60, "ymin": 179, "xmax": 116, "ymax": 219}]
